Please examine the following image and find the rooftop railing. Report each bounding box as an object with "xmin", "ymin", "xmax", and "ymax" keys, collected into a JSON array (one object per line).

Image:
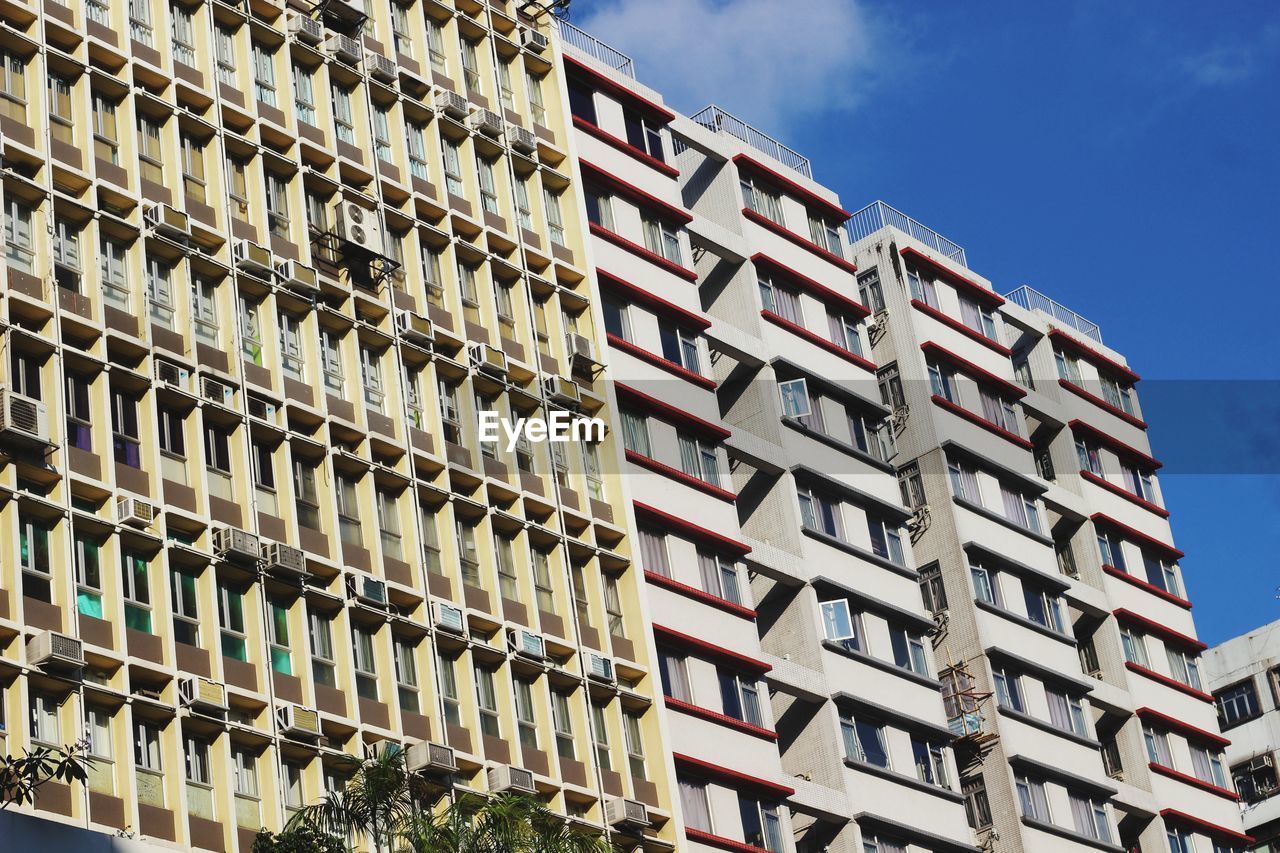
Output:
[
  {"xmin": 690, "ymin": 105, "xmax": 812, "ymax": 179},
  {"xmin": 555, "ymin": 18, "xmax": 636, "ymax": 78},
  {"xmin": 845, "ymin": 200, "xmax": 969, "ymax": 268},
  {"xmin": 1004, "ymin": 285, "xmax": 1103, "ymax": 343}
]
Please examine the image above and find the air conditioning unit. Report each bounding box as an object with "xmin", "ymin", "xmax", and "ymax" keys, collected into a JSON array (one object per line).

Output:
[
  {"xmin": 520, "ymin": 27, "xmax": 548, "ymax": 53},
  {"xmin": 507, "ymin": 629, "xmax": 545, "ymax": 660},
  {"xmin": 433, "ymin": 601, "xmax": 464, "ymax": 633},
  {"xmin": 178, "ymin": 676, "xmax": 228, "ymax": 712},
  {"xmin": 144, "ymin": 203, "xmax": 190, "ymax": 239},
  {"xmin": 247, "ymin": 395, "xmax": 278, "ymax": 423},
  {"xmin": 587, "ymin": 653, "xmax": 615, "ymax": 683},
  {"xmin": 406, "ymin": 741, "xmax": 457, "ymax": 774},
  {"xmin": 605, "ymin": 798, "xmax": 650, "ymax": 828},
  {"xmin": 347, "ymin": 573, "xmax": 388, "ymax": 608},
  {"xmin": 213, "ymin": 526, "xmax": 261, "ymax": 562},
  {"xmin": 565, "ymin": 333, "xmax": 596, "ymax": 367},
  {"xmin": 336, "ymin": 201, "xmax": 385, "ymax": 256},
  {"xmin": 469, "ymin": 108, "xmax": 504, "ymax": 138},
  {"xmin": 287, "ymin": 11, "xmax": 323, "ymax": 44},
  {"xmin": 116, "ymin": 496, "xmax": 156, "ymax": 528},
  {"xmin": 435, "ymin": 89, "xmax": 468, "ymax": 119},
  {"xmin": 27, "ymin": 630, "xmax": 84, "ymax": 669},
  {"xmin": 276, "ymin": 703, "xmax": 322, "ymax": 737},
  {"xmin": 508, "ymin": 124, "xmax": 536, "ymax": 153},
  {"xmin": 366, "ymin": 51, "xmax": 396, "ymax": 82},
  {"xmin": 487, "ymin": 765, "xmax": 536, "ymax": 794},
  {"xmin": 468, "ymin": 342, "xmax": 508, "ymax": 377},
  {"xmin": 364, "ymin": 739, "xmax": 403, "ymax": 761},
  {"xmin": 201, "ymin": 375, "xmax": 234, "ymax": 406},
  {"xmin": 276, "ymin": 259, "xmax": 320, "ymax": 297},
  {"xmin": 233, "ymin": 239, "xmax": 274, "ymax": 277},
  {"xmin": 543, "ymin": 375, "xmax": 580, "ymax": 406},
  {"xmin": 396, "ymin": 310, "xmax": 434, "ymax": 345},
  {"xmin": 0, "ymin": 389, "xmax": 50, "ymax": 443},
  {"xmin": 1249, "ymin": 755, "xmax": 1275, "ymax": 772},
  {"xmin": 325, "ymin": 33, "xmax": 362, "ymax": 64},
  {"xmin": 262, "ymin": 541, "xmax": 307, "ymax": 578},
  {"xmin": 154, "ymin": 359, "xmax": 191, "ymax": 390}
]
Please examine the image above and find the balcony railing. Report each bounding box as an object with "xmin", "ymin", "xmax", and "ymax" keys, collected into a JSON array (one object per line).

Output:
[
  {"xmin": 845, "ymin": 200, "xmax": 968, "ymax": 268},
  {"xmin": 1004, "ymin": 285, "xmax": 1103, "ymax": 343},
  {"xmin": 690, "ymin": 105, "xmax": 812, "ymax": 179},
  {"xmin": 554, "ymin": 18, "xmax": 636, "ymax": 78}
]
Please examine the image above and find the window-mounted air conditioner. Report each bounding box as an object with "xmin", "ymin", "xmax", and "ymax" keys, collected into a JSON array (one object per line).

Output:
[
  {"xmin": 433, "ymin": 601, "xmax": 464, "ymax": 634},
  {"xmin": 178, "ymin": 676, "xmax": 228, "ymax": 712},
  {"xmin": 487, "ymin": 765, "xmax": 535, "ymax": 794},
  {"xmin": 233, "ymin": 239, "xmax": 274, "ymax": 277},
  {"xmin": 0, "ymin": 389, "xmax": 50, "ymax": 444},
  {"xmin": 605, "ymin": 798, "xmax": 650, "ymax": 828},
  {"xmin": 144, "ymin": 203, "xmax": 190, "ymax": 239},
  {"xmin": 276, "ymin": 703, "xmax": 322, "ymax": 737},
  {"xmin": 116, "ymin": 496, "xmax": 156, "ymax": 528},
  {"xmin": 262, "ymin": 541, "xmax": 307, "ymax": 578},
  {"xmin": 27, "ymin": 630, "xmax": 84, "ymax": 670},
  {"xmin": 406, "ymin": 741, "xmax": 457, "ymax": 774},
  {"xmin": 213, "ymin": 526, "xmax": 260, "ymax": 562}
]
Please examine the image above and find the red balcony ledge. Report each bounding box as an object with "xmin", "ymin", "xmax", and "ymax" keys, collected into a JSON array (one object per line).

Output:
[
  {"xmin": 1160, "ymin": 808, "xmax": 1254, "ymax": 846},
  {"xmin": 673, "ymin": 752, "xmax": 795, "ymax": 797},
  {"xmin": 1050, "ymin": 328, "xmax": 1141, "ymax": 384},
  {"xmin": 655, "ymin": 626, "xmax": 772, "ymax": 675},
  {"xmin": 1124, "ymin": 661, "xmax": 1214, "ymax": 703},
  {"xmin": 686, "ymin": 827, "xmax": 773, "ymax": 853},
  {"xmin": 1114, "ymin": 609, "xmax": 1206, "ymax": 652},
  {"xmin": 741, "ymin": 208, "xmax": 859, "ymax": 274},
  {"xmin": 921, "ymin": 341, "xmax": 1026, "ymax": 399},
  {"xmin": 751, "ymin": 253, "xmax": 868, "ymax": 317},
  {"xmin": 900, "ymin": 246, "xmax": 1003, "ymax": 307},
  {"xmin": 573, "ymin": 116, "xmax": 681, "ymax": 178},
  {"xmin": 634, "ymin": 501, "xmax": 752, "ymax": 556},
  {"xmin": 579, "ymin": 159, "xmax": 692, "ymax": 224},
  {"xmin": 564, "ymin": 55, "xmax": 676, "ymax": 124},
  {"xmin": 1069, "ymin": 419, "xmax": 1161, "ymax": 470},
  {"xmin": 665, "ymin": 696, "xmax": 778, "ymax": 741},
  {"xmin": 598, "ymin": 268, "xmax": 710, "ymax": 330},
  {"xmin": 617, "ymin": 383, "xmax": 732, "ymax": 441},
  {"xmin": 625, "ymin": 450, "xmax": 737, "ymax": 502},
  {"xmin": 607, "ymin": 334, "xmax": 718, "ymax": 390},
  {"xmin": 931, "ymin": 395, "xmax": 1035, "ymax": 451},
  {"xmin": 1148, "ymin": 763, "xmax": 1238, "ymax": 800},
  {"xmin": 761, "ymin": 310, "xmax": 877, "ymax": 372},
  {"xmin": 732, "ymin": 153, "xmax": 852, "ymax": 222},
  {"xmin": 1102, "ymin": 565, "xmax": 1192, "ymax": 610},
  {"xmin": 590, "ymin": 222, "xmax": 698, "ymax": 282},
  {"xmin": 1058, "ymin": 378, "xmax": 1148, "ymax": 430},
  {"xmin": 910, "ymin": 298, "xmax": 1012, "ymax": 356},
  {"xmin": 645, "ymin": 570, "xmax": 757, "ymax": 620},
  {"xmin": 1136, "ymin": 707, "xmax": 1230, "ymax": 748},
  {"xmin": 1080, "ymin": 470, "xmax": 1171, "ymax": 519},
  {"xmin": 1091, "ymin": 513, "xmax": 1184, "ymax": 561}
]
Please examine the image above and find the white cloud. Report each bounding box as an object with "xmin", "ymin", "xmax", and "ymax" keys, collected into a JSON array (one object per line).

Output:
[{"xmin": 575, "ymin": 0, "xmax": 882, "ymax": 131}]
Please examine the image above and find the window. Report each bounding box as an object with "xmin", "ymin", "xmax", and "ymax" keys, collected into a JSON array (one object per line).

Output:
[
  {"xmin": 820, "ymin": 599, "xmax": 863, "ymax": 653},
  {"xmin": 603, "ymin": 575, "xmax": 625, "ymax": 637},
  {"xmin": 456, "ymin": 519, "xmax": 480, "ymax": 586},
  {"xmin": 1076, "ymin": 438, "xmax": 1103, "ymax": 475},
  {"xmin": 1167, "ymin": 828, "xmax": 1193, "ymax": 853},
  {"xmin": 1015, "ymin": 775, "xmax": 1050, "ymax": 821},
  {"xmin": 267, "ymin": 599, "xmax": 291, "ymax": 675},
  {"xmin": 740, "ymin": 795, "xmax": 785, "ymax": 852},
  {"xmin": 657, "ymin": 649, "xmax": 691, "ymax": 703},
  {"xmin": 4, "ymin": 197, "xmax": 34, "ymax": 274},
  {"xmin": 1101, "ymin": 375, "xmax": 1136, "ymax": 415},
  {"xmin": 48, "ymin": 74, "xmax": 73, "ymax": 146},
  {"xmin": 332, "ymin": 84, "xmax": 355, "ymax": 144},
  {"xmin": 214, "ymin": 24, "xmax": 237, "ymax": 86},
  {"xmin": 292, "ymin": 456, "xmax": 321, "ymax": 530},
  {"xmin": 360, "ymin": 346, "xmax": 384, "ymax": 412},
  {"xmin": 898, "ymin": 465, "xmax": 926, "ymax": 512},
  {"xmin": 477, "ymin": 155, "xmax": 499, "ymax": 214},
  {"xmin": 638, "ymin": 527, "xmax": 670, "ymax": 578},
  {"xmin": 0, "ymin": 52, "xmax": 23, "ymax": 125},
  {"xmin": 552, "ymin": 690, "xmax": 575, "ymax": 759},
  {"xmin": 184, "ymin": 733, "xmax": 211, "ymax": 789},
  {"xmin": 136, "ymin": 114, "xmax": 165, "ymax": 186},
  {"xmin": 678, "ymin": 433, "xmax": 721, "ymax": 487},
  {"xmin": 758, "ymin": 275, "xmax": 801, "ymax": 322},
  {"xmin": 1125, "ymin": 463, "xmax": 1158, "ymax": 502},
  {"xmin": 531, "ymin": 550, "xmax": 554, "ymax": 613},
  {"xmin": 171, "ymin": 568, "xmax": 199, "ymax": 646},
  {"xmin": 890, "ymin": 627, "xmax": 928, "ymax": 674},
  {"xmin": 567, "ymin": 77, "xmax": 595, "ymax": 123},
  {"xmin": 203, "ymin": 423, "xmax": 231, "ymax": 476},
  {"xmin": 352, "ymin": 625, "xmax": 378, "ymax": 700},
  {"xmin": 543, "ymin": 188, "xmax": 565, "ymax": 246},
  {"xmin": 100, "ymin": 235, "xmax": 128, "ymax": 306},
  {"xmin": 232, "ymin": 747, "xmax": 258, "ymax": 802},
  {"xmin": 170, "ymin": 3, "xmax": 195, "ymax": 65},
  {"xmin": 963, "ymin": 776, "xmax": 993, "ymax": 830},
  {"xmin": 1168, "ymin": 648, "xmax": 1203, "ymax": 692},
  {"xmin": 970, "ymin": 560, "xmax": 999, "ymax": 605},
  {"xmin": 1070, "ymin": 794, "xmax": 1111, "ymax": 843},
  {"xmin": 135, "ymin": 720, "xmax": 163, "ymax": 772},
  {"xmin": 1144, "ymin": 553, "xmax": 1180, "ymax": 597},
  {"xmin": 798, "ymin": 487, "xmax": 842, "ymax": 539},
  {"xmin": 1191, "ymin": 744, "xmax": 1228, "ymax": 789},
  {"xmin": 1097, "ymin": 531, "xmax": 1126, "ymax": 571},
  {"xmin": 1144, "ymin": 724, "xmax": 1173, "ymax": 766},
  {"xmin": 829, "ymin": 312, "xmax": 864, "ymax": 356},
  {"xmin": 460, "ymin": 39, "xmax": 481, "ymax": 95},
  {"xmin": 308, "ymin": 608, "xmax": 336, "ymax": 687},
  {"xmin": 122, "ymin": 549, "xmax": 151, "ymax": 632},
  {"xmin": 252, "ymin": 43, "xmax": 276, "ymax": 106},
  {"xmin": 919, "ymin": 565, "xmax": 947, "ymax": 614},
  {"xmin": 426, "ymin": 17, "xmax": 446, "ymax": 74},
  {"xmin": 1217, "ymin": 680, "xmax": 1260, "ymax": 727},
  {"xmin": 859, "ymin": 269, "xmax": 885, "ymax": 312},
  {"xmin": 659, "ymin": 321, "xmax": 701, "ymax": 373},
  {"xmin": 475, "ymin": 664, "xmax": 500, "ymax": 737},
  {"xmin": 908, "ymin": 269, "xmax": 938, "ymax": 308},
  {"xmin": 218, "ymin": 582, "xmax": 247, "ymax": 660},
  {"xmin": 1023, "ymin": 584, "xmax": 1066, "ymax": 633},
  {"xmin": 85, "ymin": 706, "xmax": 113, "ymax": 791},
  {"xmin": 741, "ymin": 175, "xmax": 783, "ymax": 223},
  {"xmin": 390, "ymin": 2, "xmax": 413, "ymax": 57},
  {"xmin": 527, "ymin": 72, "xmax": 547, "ymax": 126},
  {"xmin": 335, "ymin": 474, "xmax": 362, "ymax": 546},
  {"xmin": 129, "ymin": 0, "xmax": 153, "ymax": 45},
  {"xmin": 74, "ymin": 532, "xmax": 103, "ymax": 618},
  {"xmin": 808, "ymin": 213, "xmax": 844, "ymax": 257},
  {"xmin": 601, "ymin": 295, "xmax": 630, "ymax": 341},
  {"xmin": 19, "ymin": 513, "xmax": 52, "ymax": 602},
  {"xmin": 698, "ymin": 550, "xmax": 741, "ymax": 605},
  {"xmin": 584, "ymin": 183, "xmax": 614, "ymax": 231},
  {"xmin": 590, "ymin": 701, "xmax": 611, "ymax": 770},
  {"xmin": 868, "ymin": 515, "xmax": 905, "ymax": 565},
  {"xmin": 718, "ymin": 669, "xmax": 762, "ymax": 727},
  {"xmin": 1047, "ymin": 688, "xmax": 1088, "ymax": 737},
  {"xmin": 979, "ymin": 387, "xmax": 1020, "ymax": 435},
  {"xmin": 840, "ymin": 713, "xmax": 889, "ymax": 767},
  {"xmin": 1119, "ymin": 625, "xmax": 1149, "ymax": 668},
  {"xmin": 515, "ymin": 175, "xmax": 533, "ymax": 231},
  {"xmin": 959, "ymin": 295, "xmax": 999, "ymax": 341},
  {"xmin": 513, "ymin": 677, "xmax": 537, "ymax": 748},
  {"xmin": 265, "ymin": 171, "xmax": 289, "ymax": 238},
  {"xmin": 912, "ymin": 736, "xmax": 949, "ymax": 786},
  {"xmin": 29, "ymin": 692, "xmax": 59, "ymax": 744},
  {"xmin": 1001, "ymin": 484, "xmax": 1042, "ymax": 535},
  {"xmin": 623, "ymin": 709, "xmax": 646, "ymax": 779},
  {"xmin": 438, "ymin": 381, "xmax": 461, "ymax": 444},
  {"xmin": 679, "ymin": 777, "xmax": 711, "ymax": 832},
  {"xmin": 929, "ymin": 361, "xmax": 956, "ymax": 402},
  {"xmin": 1055, "ymin": 349, "xmax": 1083, "ymax": 383},
  {"xmin": 621, "ymin": 108, "xmax": 664, "ymax": 161},
  {"xmin": 642, "ymin": 214, "xmax": 682, "ymax": 264},
  {"xmin": 435, "ymin": 652, "xmax": 461, "ymax": 726},
  {"xmin": 993, "ymin": 666, "xmax": 1024, "ymax": 713},
  {"xmin": 495, "ymin": 534, "xmax": 518, "ymax": 600},
  {"xmin": 87, "ymin": 0, "xmax": 108, "ymax": 25}
]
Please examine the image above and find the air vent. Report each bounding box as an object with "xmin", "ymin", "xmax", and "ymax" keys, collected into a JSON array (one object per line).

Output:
[
  {"xmin": 247, "ymin": 395, "xmax": 278, "ymax": 423},
  {"xmin": 520, "ymin": 28, "xmax": 548, "ymax": 53},
  {"xmin": 433, "ymin": 602, "xmax": 464, "ymax": 633}
]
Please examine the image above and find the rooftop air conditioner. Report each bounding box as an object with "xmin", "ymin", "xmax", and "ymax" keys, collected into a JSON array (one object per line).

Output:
[
  {"xmin": 116, "ymin": 496, "xmax": 156, "ymax": 528},
  {"xmin": 27, "ymin": 630, "xmax": 84, "ymax": 669},
  {"xmin": 433, "ymin": 601, "xmax": 464, "ymax": 633},
  {"xmin": 366, "ymin": 51, "xmax": 397, "ymax": 82},
  {"xmin": 487, "ymin": 765, "xmax": 535, "ymax": 794},
  {"xmin": 213, "ymin": 526, "xmax": 261, "ymax": 562},
  {"xmin": 201, "ymin": 375, "xmax": 234, "ymax": 406},
  {"xmin": 543, "ymin": 375, "xmax": 580, "ymax": 406},
  {"xmin": 336, "ymin": 201, "xmax": 385, "ymax": 256},
  {"xmin": 396, "ymin": 310, "xmax": 434, "ymax": 345},
  {"xmin": 287, "ymin": 11, "xmax": 323, "ymax": 44},
  {"xmin": 587, "ymin": 653, "xmax": 615, "ymax": 684},
  {"xmin": 262, "ymin": 541, "xmax": 307, "ymax": 578},
  {"xmin": 406, "ymin": 741, "xmax": 457, "ymax": 774},
  {"xmin": 276, "ymin": 703, "xmax": 322, "ymax": 737},
  {"xmin": 233, "ymin": 239, "xmax": 274, "ymax": 277},
  {"xmin": 154, "ymin": 359, "xmax": 191, "ymax": 390},
  {"xmin": 144, "ymin": 203, "xmax": 190, "ymax": 239},
  {"xmin": 508, "ymin": 124, "xmax": 536, "ymax": 153},
  {"xmin": 325, "ymin": 33, "xmax": 362, "ymax": 64},
  {"xmin": 347, "ymin": 573, "xmax": 388, "ymax": 608},
  {"xmin": 520, "ymin": 28, "xmax": 548, "ymax": 53},
  {"xmin": 178, "ymin": 676, "xmax": 228, "ymax": 712},
  {"xmin": 468, "ymin": 342, "xmax": 508, "ymax": 377},
  {"xmin": 435, "ymin": 89, "xmax": 468, "ymax": 119},
  {"xmin": 507, "ymin": 629, "xmax": 546, "ymax": 660},
  {"xmin": 0, "ymin": 389, "xmax": 50, "ymax": 443},
  {"xmin": 469, "ymin": 108, "xmax": 504, "ymax": 138},
  {"xmin": 605, "ymin": 798, "xmax": 650, "ymax": 828},
  {"xmin": 276, "ymin": 259, "xmax": 320, "ymax": 297}
]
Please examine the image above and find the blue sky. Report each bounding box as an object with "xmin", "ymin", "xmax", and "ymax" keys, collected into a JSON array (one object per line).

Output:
[{"xmin": 573, "ymin": 0, "xmax": 1280, "ymax": 645}]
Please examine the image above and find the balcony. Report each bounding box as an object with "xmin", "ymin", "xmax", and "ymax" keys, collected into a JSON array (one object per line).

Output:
[
  {"xmin": 845, "ymin": 200, "xmax": 968, "ymax": 268},
  {"xmin": 555, "ymin": 18, "xmax": 636, "ymax": 77},
  {"xmin": 1004, "ymin": 285, "xmax": 1103, "ymax": 343},
  {"xmin": 690, "ymin": 105, "xmax": 812, "ymax": 178}
]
